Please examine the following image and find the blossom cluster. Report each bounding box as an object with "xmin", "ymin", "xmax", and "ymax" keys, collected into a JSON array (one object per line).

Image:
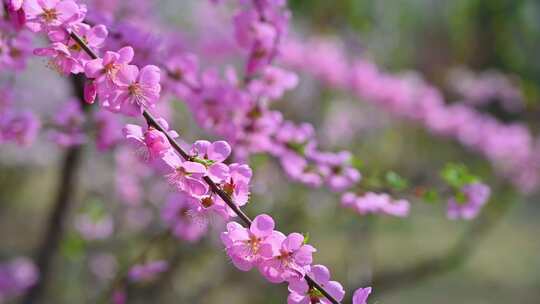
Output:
[
  {"xmin": 10, "ymin": 0, "xmax": 371, "ymax": 302},
  {"xmin": 0, "ymin": 86, "xmax": 40, "ymax": 146},
  {"xmin": 447, "ymin": 182, "xmax": 491, "ymax": 220},
  {"xmin": 447, "ymin": 67, "xmax": 524, "ymax": 112},
  {"xmin": 282, "ymin": 38, "xmax": 540, "ymax": 193},
  {"xmin": 0, "ymin": 257, "xmax": 38, "ymax": 302},
  {"xmin": 155, "ymin": 1, "xmax": 411, "ymax": 217},
  {"xmin": 0, "ymin": 3, "xmax": 32, "ymax": 71}
]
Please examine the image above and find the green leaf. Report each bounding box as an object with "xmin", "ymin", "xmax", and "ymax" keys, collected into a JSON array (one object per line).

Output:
[
  {"xmin": 285, "ymin": 141, "xmax": 306, "ymax": 155},
  {"xmin": 440, "ymin": 163, "xmax": 479, "ymax": 189},
  {"xmin": 62, "ymin": 233, "xmax": 86, "ymax": 261},
  {"xmin": 385, "ymin": 171, "xmax": 409, "ymax": 191},
  {"xmin": 422, "ymin": 189, "xmax": 440, "ymax": 204},
  {"xmin": 350, "ymin": 156, "xmax": 364, "ymax": 171},
  {"xmin": 84, "ymin": 200, "xmax": 106, "ymax": 221},
  {"xmin": 302, "ymin": 232, "xmax": 310, "ymax": 245},
  {"xmin": 454, "ymin": 190, "xmax": 468, "ymax": 204},
  {"xmin": 192, "ymin": 156, "xmax": 215, "ymax": 167}
]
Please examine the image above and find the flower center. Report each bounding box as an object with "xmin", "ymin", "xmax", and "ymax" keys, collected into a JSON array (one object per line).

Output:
[
  {"xmin": 177, "ymin": 207, "xmax": 189, "ymax": 218},
  {"xmin": 246, "ymin": 235, "xmax": 261, "ymax": 254},
  {"xmin": 41, "ymin": 8, "xmax": 58, "ymax": 23},
  {"xmin": 104, "ymin": 63, "xmax": 120, "ymax": 78},
  {"xmin": 223, "ymin": 181, "xmax": 235, "ymax": 196},
  {"xmin": 201, "ymin": 196, "xmax": 213, "ymax": 208},
  {"xmin": 128, "ymin": 83, "xmax": 142, "ymax": 97}
]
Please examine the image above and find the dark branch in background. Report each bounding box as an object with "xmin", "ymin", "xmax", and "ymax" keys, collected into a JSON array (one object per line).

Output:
[
  {"xmin": 21, "ymin": 74, "xmax": 89, "ymax": 304},
  {"xmin": 69, "ymin": 31, "xmax": 342, "ymax": 304},
  {"xmin": 360, "ymin": 195, "xmax": 513, "ymax": 296}
]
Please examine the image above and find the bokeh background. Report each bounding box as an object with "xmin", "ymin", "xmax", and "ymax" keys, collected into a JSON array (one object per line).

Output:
[{"xmin": 2, "ymin": 0, "xmax": 540, "ymax": 303}]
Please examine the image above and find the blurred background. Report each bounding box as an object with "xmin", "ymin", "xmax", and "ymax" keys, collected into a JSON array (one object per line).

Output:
[{"xmin": 1, "ymin": 0, "xmax": 540, "ymax": 303}]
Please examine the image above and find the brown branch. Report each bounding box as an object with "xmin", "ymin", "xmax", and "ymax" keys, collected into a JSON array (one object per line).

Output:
[
  {"xmin": 365, "ymin": 196, "xmax": 513, "ymax": 296},
  {"xmin": 20, "ymin": 75, "xmax": 89, "ymax": 304}
]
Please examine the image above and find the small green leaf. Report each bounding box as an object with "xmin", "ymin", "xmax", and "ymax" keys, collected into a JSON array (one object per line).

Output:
[
  {"xmin": 385, "ymin": 171, "xmax": 409, "ymax": 191},
  {"xmin": 302, "ymin": 232, "xmax": 310, "ymax": 245},
  {"xmin": 422, "ymin": 189, "xmax": 439, "ymax": 204},
  {"xmin": 440, "ymin": 163, "xmax": 479, "ymax": 189},
  {"xmin": 85, "ymin": 200, "xmax": 106, "ymax": 221},
  {"xmin": 285, "ymin": 141, "xmax": 306, "ymax": 155},
  {"xmin": 192, "ymin": 156, "xmax": 215, "ymax": 167},
  {"xmin": 454, "ymin": 191, "xmax": 468, "ymax": 204},
  {"xmin": 62, "ymin": 233, "xmax": 86, "ymax": 261},
  {"xmin": 350, "ymin": 156, "xmax": 364, "ymax": 171}
]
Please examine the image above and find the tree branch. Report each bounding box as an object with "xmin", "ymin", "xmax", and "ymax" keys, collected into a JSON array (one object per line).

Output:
[
  {"xmin": 21, "ymin": 75, "xmax": 88, "ymax": 304},
  {"xmin": 367, "ymin": 196, "xmax": 513, "ymax": 295}
]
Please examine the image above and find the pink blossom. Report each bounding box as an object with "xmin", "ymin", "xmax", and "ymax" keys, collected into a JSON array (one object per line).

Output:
[
  {"xmin": 0, "ymin": 21, "xmax": 32, "ymax": 70},
  {"xmin": 161, "ymin": 192, "xmax": 208, "ymax": 242},
  {"xmin": 280, "ymin": 152, "xmax": 323, "ymax": 187},
  {"xmin": 5, "ymin": 1, "xmax": 26, "ymax": 30},
  {"xmin": 259, "ymin": 232, "xmax": 316, "ymax": 283},
  {"xmin": 163, "ymin": 53, "xmax": 199, "ymax": 98},
  {"xmin": 123, "ymin": 119, "xmax": 178, "ymax": 161},
  {"xmin": 233, "ymin": 9, "xmax": 276, "ymax": 50},
  {"xmin": 287, "ymin": 265, "xmax": 345, "ymax": 304},
  {"xmin": 190, "ymin": 140, "xmax": 231, "ymax": 182},
  {"xmin": 162, "ymin": 153, "xmax": 208, "ymax": 196},
  {"xmin": 312, "ymin": 151, "xmax": 361, "ymax": 192},
  {"xmin": 341, "ymin": 192, "xmax": 410, "ymax": 217},
  {"xmin": 218, "ymin": 163, "xmax": 252, "ymax": 207},
  {"xmin": 94, "ymin": 110, "xmax": 122, "ymax": 151},
  {"xmin": 221, "ymin": 214, "xmax": 278, "ymax": 271},
  {"xmin": 352, "ymin": 287, "xmax": 372, "ymax": 304},
  {"xmin": 84, "ymin": 46, "xmax": 134, "ymax": 89},
  {"xmin": 83, "ymin": 80, "xmax": 97, "ymax": 104},
  {"xmin": 74, "ymin": 214, "xmax": 114, "ymax": 241},
  {"xmin": 23, "ymin": 0, "xmax": 86, "ymax": 32},
  {"xmin": 60, "ymin": 23, "xmax": 108, "ymax": 62},
  {"xmin": 0, "ymin": 257, "xmax": 39, "ymax": 301},
  {"xmin": 48, "ymin": 99, "xmax": 86, "ymax": 147},
  {"xmin": 33, "ymin": 42, "xmax": 82, "ymax": 74},
  {"xmin": 0, "ymin": 110, "xmax": 40, "ymax": 146},
  {"xmin": 248, "ymin": 66, "xmax": 298, "ymax": 100},
  {"xmin": 109, "ymin": 64, "xmax": 161, "ymax": 116},
  {"xmin": 128, "ymin": 260, "xmax": 168, "ymax": 283},
  {"xmin": 447, "ymin": 182, "xmax": 491, "ymax": 220}
]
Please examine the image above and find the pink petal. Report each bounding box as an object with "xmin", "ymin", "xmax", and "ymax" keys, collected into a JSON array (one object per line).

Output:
[
  {"xmin": 55, "ymin": 0, "xmax": 79, "ymax": 21},
  {"xmin": 116, "ymin": 65, "xmax": 139, "ymax": 86},
  {"xmin": 84, "ymin": 58, "xmax": 104, "ymax": 78},
  {"xmin": 352, "ymin": 287, "xmax": 372, "ymax": 304},
  {"xmin": 288, "ymin": 278, "xmax": 309, "ymax": 294},
  {"xmin": 139, "ymin": 65, "xmax": 161, "ymax": 86},
  {"xmin": 293, "ymin": 245, "xmax": 315, "ymax": 266},
  {"xmin": 282, "ymin": 233, "xmax": 304, "ymax": 252},
  {"xmin": 208, "ymin": 141, "xmax": 231, "ymax": 162},
  {"xmin": 185, "ymin": 178, "xmax": 208, "ymax": 196},
  {"xmin": 122, "ymin": 124, "xmax": 144, "ymax": 142},
  {"xmin": 117, "ymin": 46, "xmax": 134, "ymax": 64},
  {"xmin": 207, "ymin": 163, "xmax": 229, "ymax": 182},
  {"xmin": 182, "ymin": 161, "xmax": 207, "ymax": 174},
  {"xmin": 191, "ymin": 140, "xmax": 211, "ymax": 156},
  {"xmin": 250, "ymin": 214, "xmax": 274, "ymax": 237},
  {"xmin": 310, "ymin": 265, "xmax": 330, "ymax": 285},
  {"xmin": 325, "ymin": 281, "xmax": 345, "ymax": 302},
  {"xmin": 102, "ymin": 51, "xmax": 119, "ymax": 66}
]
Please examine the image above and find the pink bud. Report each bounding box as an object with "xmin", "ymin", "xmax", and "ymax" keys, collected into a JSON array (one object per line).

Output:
[{"xmin": 84, "ymin": 81, "xmax": 97, "ymax": 104}]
